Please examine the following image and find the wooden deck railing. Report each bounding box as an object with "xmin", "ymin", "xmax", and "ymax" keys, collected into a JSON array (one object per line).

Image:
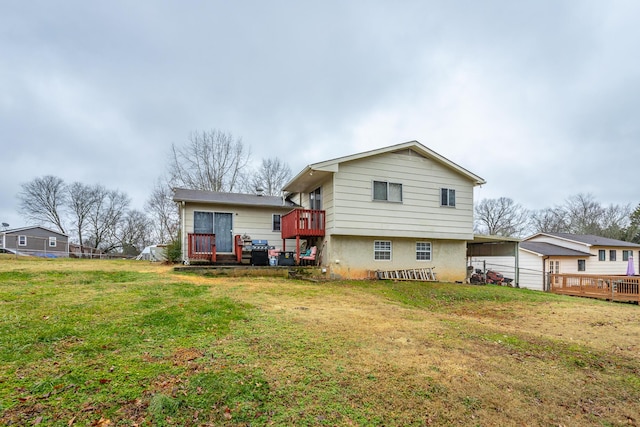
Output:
[
  {"xmin": 187, "ymin": 233, "xmax": 216, "ymax": 262},
  {"xmin": 281, "ymin": 209, "xmax": 325, "ymax": 239},
  {"xmin": 550, "ymin": 274, "xmax": 640, "ymax": 303}
]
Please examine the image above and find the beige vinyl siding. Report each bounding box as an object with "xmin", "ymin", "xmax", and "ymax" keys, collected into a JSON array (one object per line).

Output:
[
  {"xmin": 331, "ymin": 151, "xmax": 474, "ymax": 240},
  {"xmin": 182, "ymin": 203, "xmax": 294, "ymax": 252}
]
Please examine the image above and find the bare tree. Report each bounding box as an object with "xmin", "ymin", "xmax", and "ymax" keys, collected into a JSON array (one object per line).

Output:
[
  {"xmin": 169, "ymin": 129, "xmax": 251, "ymax": 192},
  {"xmin": 529, "ymin": 193, "xmax": 632, "ymax": 240},
  {"xmin": 85, "ymin": 187, "xmax": 130, "ymax": 252},
  {"xmin": 564, "ymin": 193, "xmax": 605, "ymax": 235},
  {"xmin": 67, "ymin": 182, "xmax": 99, "ymax": 247},
  {"xmin": 247, "ymin": 157, "xmax": 292, "ymax": 196},
  {"xmin": 145, "ymin": 178, "xmax": 179, "ymax": 244},
  {"xmin": 529, "ymin": 207, "xmax": 568, "ymax": 234},
  {"xmin": 18, "ymin": 175, "xmax": 67, "ymax": 233},
  {"xmin": 117, "ymin": 209, "xmax": 152, "ymax": 255},
  {"xmin": 474, "ymin": 197, "xmax": 530, "ymax": 237}
]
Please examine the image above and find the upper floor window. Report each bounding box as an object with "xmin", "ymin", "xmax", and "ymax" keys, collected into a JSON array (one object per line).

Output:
[
  {"xmin": 309, "ymin": 187, "xmax": 322, "ymax": 210},
  {"xmin": 623, "ymin": 250, "xmax": 634, "ymax": 261},
  {"xmin": 374, "ymin": 240, "xmax": 392, "ymax": 260},
  {"xmin": 598, "ymin": 250, "xmax": 606, "ymax": 261},
  {"xmin": 18, "ymin": 235, "xmax": 27, "ymax": 246},
  {"xmin": 373, "ymin": 181, "xmax": 402, "ymax": 202},
  {"xmin": 609, "ymin": 250, "xmax": 616, "ymax": 261},
  {"xmin": 416, "ymin": 242, "xmax": 432, "ymax": 261},
  {"xmin": 441, "ymin": 188, "xmax": 456, "ymax": 207},
  {"xmin": 49, "ymin": 237, "xmax": 57, "ymax": 247},
  {"xmin": 272, "ymin": 214, "xmax": 281, "ymax": 232}
]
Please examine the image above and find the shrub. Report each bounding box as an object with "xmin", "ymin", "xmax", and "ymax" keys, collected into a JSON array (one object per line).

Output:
[{"xmin": 164, "ymin": 236, "xmax": 182, "ymax": 263}]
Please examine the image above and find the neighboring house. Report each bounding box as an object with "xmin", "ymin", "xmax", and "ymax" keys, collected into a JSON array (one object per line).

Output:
[
  {"xmin": 1, "ymin": 226, "xmax": 69, "ymax": 257},
  {"xmin": 175, "ymin": 141, "xmax": 486, "ymax": 282},
  {"xmin": 471, "ymin": 232, "xmax": 640, "ymax": 291},
  {"xmin": 68, "ymin": 243, "xmax": 106, "ymax": 259}
]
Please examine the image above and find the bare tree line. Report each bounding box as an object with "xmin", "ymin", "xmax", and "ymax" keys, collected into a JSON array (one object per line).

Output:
[
  {"xmin": 18, "ymin": 176, "xmax": 152, "ymax": 255},
  {"xmin": 475, "ymin": 193, "xmax": 640, "ymax": 242},
  {"xmin": 17, "ymin": 129, "xmax": 293, "ymax": 253}
]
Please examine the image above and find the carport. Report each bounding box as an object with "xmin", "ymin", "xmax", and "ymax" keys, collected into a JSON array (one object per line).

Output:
[{"xmin": 467, "ymin": 234, "xmax": 521, "ymax": 286}]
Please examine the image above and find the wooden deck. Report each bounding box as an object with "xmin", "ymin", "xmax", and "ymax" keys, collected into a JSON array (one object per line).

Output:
[
  {"xmin": 281, "ymin": 209, "xmax": 325, "ymax": 263},
  {"xmin": 550, "ymin": 274, "xmax": 640, "ymax": 303},
  {"xmin": 187, "ymin": 233, "xmax": 216, "ymax": 262},
  {"xmin": 281, "ymin": 209, "xmax": 325, "ymax": 239}
]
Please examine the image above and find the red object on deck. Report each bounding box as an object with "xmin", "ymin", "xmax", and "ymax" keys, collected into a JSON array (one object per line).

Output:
[{"xmin": 188, "ymin": 233, "xmax": 216, "ymax": 262}]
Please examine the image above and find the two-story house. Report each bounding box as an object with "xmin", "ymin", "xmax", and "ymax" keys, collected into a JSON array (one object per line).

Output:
[{"xmin": 175, "ymin": 141, "xmax": 486, "ymax": 281}]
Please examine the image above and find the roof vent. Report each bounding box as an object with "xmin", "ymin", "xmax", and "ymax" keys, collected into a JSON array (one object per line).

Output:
[{"xmin": 256, "ymin": 187, "xmax": 264, "ymax": 196}]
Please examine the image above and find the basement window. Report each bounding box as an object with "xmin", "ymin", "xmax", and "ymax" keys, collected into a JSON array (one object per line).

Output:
[{"xmin": 374, "ymin": 240, "xmax": 392, "ymax": 260}]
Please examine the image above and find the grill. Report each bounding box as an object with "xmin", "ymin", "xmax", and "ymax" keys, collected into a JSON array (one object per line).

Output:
[{"xmin": 250, "ymin": 239, "xmax": 269, "ymax": 266}]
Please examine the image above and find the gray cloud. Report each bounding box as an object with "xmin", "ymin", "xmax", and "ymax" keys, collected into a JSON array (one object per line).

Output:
[{"xmin": 1, "ymin": 0, "xmax": 639, "ymax": 229}]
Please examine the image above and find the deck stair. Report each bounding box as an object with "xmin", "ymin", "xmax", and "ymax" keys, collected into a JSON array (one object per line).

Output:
[{"xmin": 375, "ymin": 268, "xmax": 437, "ymax": 281}]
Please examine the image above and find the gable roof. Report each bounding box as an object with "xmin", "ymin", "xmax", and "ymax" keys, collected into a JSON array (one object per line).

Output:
[
  {"xmin": 173, "ymin": 188, "xmax": 298, "ymax": 209},
  {"xmin": 527, "ymin": 232, "xmax": 640, "ymax": 248},
  {"xmin": 2, "ymin": 226, "xmax": 68, "ymax": 237},
  {"xmin": 520, "ymin": 241, "xmax": 592, "ymax": 257},
  {"xmin": 283, "ymin": 140, "xmax": 486, "ymax": 193}
]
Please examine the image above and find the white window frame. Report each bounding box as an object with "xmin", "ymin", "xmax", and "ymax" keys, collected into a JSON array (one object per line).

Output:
[
  {"xmin": 18, "ymin": 235, "xmax": 27, "ymax": 246},
  {"xmin": 372, "ymin": 181, "xmax": 403, "ymax": 203},
  {"xmin": 416, "ymin": 242, "xmax": 432, "ymax": 261},
  {"xmin": 272, "ymin": 214, "xmax": 281, "ymax": 232},
  {"xmin": 49, "ymin": 237, "xmax": 57, "ymax": 247},
  {"xmin": 374, "ymin": 240, "xmax": 392, "ymax": 261},
  {"xmin": 441, "ymin": 188, "xmax": 456, "ymax": 207}
]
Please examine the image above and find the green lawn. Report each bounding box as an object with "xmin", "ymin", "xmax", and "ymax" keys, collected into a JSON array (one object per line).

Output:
[{"xmin": 1, "ymin": 256, "xmax": 639, "ymax": 426}]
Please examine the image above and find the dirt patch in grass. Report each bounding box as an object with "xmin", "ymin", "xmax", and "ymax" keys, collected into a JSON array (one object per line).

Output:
[
  {"xmin": 2, "ymin": 258, "xmax": 640, "ymax": 426},
  {"xmin": 183, "ymin": 276, "xmax": 640, "ymax": 425}
]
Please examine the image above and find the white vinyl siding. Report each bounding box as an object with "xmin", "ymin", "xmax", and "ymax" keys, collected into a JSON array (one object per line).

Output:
[
  {"xmin": 331, "ymin": 150, "xmax": 475, "ymax": 240},
  {"xmin": 374, "ymin": 240, "xmax": 392, "ymax": 260}
]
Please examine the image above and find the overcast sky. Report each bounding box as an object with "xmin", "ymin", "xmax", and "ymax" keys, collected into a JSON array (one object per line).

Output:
[{"xmin": 2, "ymin": 1, "xmax": 639, "ymax": 230}]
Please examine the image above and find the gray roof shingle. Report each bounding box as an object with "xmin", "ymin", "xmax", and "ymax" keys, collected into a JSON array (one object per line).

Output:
[
  {"xmin": 520, "ymin": 242, "xmax": 592, "ymax": 257},
  {"xmin": 172, "ymin": 188, "xmax": 298, "ymax": 209}
]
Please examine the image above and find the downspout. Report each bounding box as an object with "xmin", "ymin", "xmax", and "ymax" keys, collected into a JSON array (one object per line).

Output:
[
  {"xmin": 542, "ymin": 256, "xmax": 549, "ymax": 292},
  {"xmin": 514, "ymin": 242, "xmax": 520, "ymax": 288},
  {"xmin": 181, "ymin": 201, "xmax": 187, "ymax": 264}
]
